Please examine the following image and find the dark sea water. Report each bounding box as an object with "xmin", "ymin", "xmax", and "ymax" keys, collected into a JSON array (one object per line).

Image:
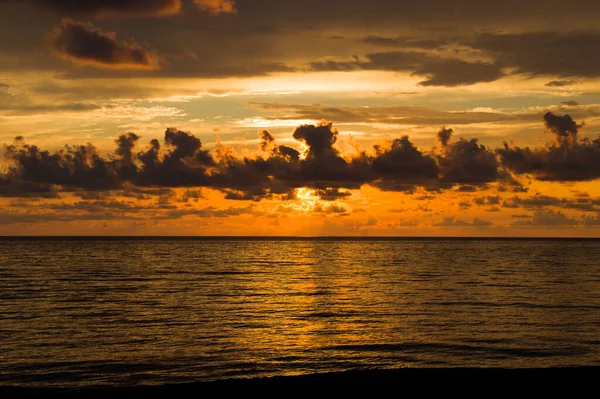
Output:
[{"xmin": 1, "ymin": 238, "xmax": 600, "ymax": 387}]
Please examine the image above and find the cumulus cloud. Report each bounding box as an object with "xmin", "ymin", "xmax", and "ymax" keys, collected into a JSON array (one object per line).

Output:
[
  {"xmin": 48, "ymin": 20, "xmax": 157, "ymax": 69},
  {"xmin": 370, "ymin": 136, "xmax": 439, "ymax": 190},
  {"xmin": 436, "ymin": 127, "xmax": 499, "ymax": 185},
  {"xmin": 4, "ymin": 113, "xmax": 600, "ymax": 200},
  {"xmin": 497, "ymin": 112, "xmax": 600, "ymax": 181},
  {"xmin": 0, "ymin": 121, "xmax": 430, "ymax": 198}
]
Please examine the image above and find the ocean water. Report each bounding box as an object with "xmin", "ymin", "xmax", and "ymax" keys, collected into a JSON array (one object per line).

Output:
[{"xmin": 1, "ymin": 238, "xmax": 599, "ymax": 387}]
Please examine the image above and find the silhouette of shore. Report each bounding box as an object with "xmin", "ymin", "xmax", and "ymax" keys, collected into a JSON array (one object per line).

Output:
[{"xmin": 2, "ymin": 367, "xmax": 597, "ymax": 397}]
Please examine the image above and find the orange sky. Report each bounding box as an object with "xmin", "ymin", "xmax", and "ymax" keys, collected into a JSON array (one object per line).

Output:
[{"xmin": 2, "ymin": 0, "xmax": 600, "ymax": 236}]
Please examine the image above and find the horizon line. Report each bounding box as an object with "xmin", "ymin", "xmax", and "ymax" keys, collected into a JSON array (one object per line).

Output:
[{"xmin": 1, "ymin": 236, "xmax": 600, "ymax": 240}]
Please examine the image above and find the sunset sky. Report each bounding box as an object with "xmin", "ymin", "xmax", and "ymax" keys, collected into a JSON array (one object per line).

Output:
[{"xmin": 2, "ymin": 0, "xmax": 600, "ymax": 236}]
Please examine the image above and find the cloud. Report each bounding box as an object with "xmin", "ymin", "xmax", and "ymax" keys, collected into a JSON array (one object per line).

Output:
[
  {"xmin": 362, "ymin": 36, "xmax": 447, "ymax": 50},
  {"xmin": 1, "ymin": 120, "xmax": 434, "ymax": 198},
  {"xmin": 370, "ymin": 136, "xmax": 439, "ymax": 190},
  {"xmin": 546, "ymin": 80, "xmax": 577, "ymax": 87},
  {"xmin": 247, "ymin": 102, "xmax": 516, "ymax": 126},
  {"xmin": 31, "ymin": 0, "xmax": 182, "ymax": 17},
  {"xmin": 433, "ymin": 217, "xmax": 493, "ymax": 227},
  {"xmin": 0, "ymin": 178, "xmax": 61, "ymax": 198},
  {"xmin": 310, "ymin": 51, "xmax": 504, "ymax": 87},
  {"xmin": 502, "ymin": 194, "xmax": 564, "ymax": 209},
  {"xmin": 48, "ymin": 20, "xmax": 157, "ymax": 69},
  {"xmin": 0, "ymin": 202, "xmax": 260, "ymax": 225},
  {"xmin": 497, "ymin": 112, "xmax": 600, "ymax": 181},
  {"xmin": 511, "ymin": 210, "xmax": 579, "ymax": 226},
  {"xmin": 313, "ymin": 188, "xmax": 352, "ymax": 201},
  {"xmin": 436, "ymin": 127, "xmax": 499, "ymax": 185},
  {"xmin": 471, "ymin": 32, "xmax": 600, "ymax": 79},
  {"xmin": 512, "ymin": 214, "xmax": 533, "ymax": 219},
  {"xmin": 164, "ymin": 204, "xmax": 259, "ymax": 219},
  {"xmin": 0, "ymin": 90, "xmax": 103, "ymax": 114},
  {"xmin": 560, "ymin": 100, "xmax": 579, "ymax": 107},
  {"xmin": 473, "ymin": 195, "xmax": 501, "ymax": 206},
  {"xmin": 4, "ymin": 113, "xmax": 600, "ymax": 200},
  {"xmin": 193, "ymin": 0, "xmax": 237, "ymax": 15},
  {"xmin": 502, "ymin": 194, "xmax": 600, "ymax": 212},
  {"xmin": 312, "ymin": 203, "xmax": 349, "ymax": 215}
]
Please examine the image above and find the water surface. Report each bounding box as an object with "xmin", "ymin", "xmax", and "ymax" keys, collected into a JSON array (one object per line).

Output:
[{"xmin": 1, "ymin": 238, "xmax": 599, "ymax": 386}]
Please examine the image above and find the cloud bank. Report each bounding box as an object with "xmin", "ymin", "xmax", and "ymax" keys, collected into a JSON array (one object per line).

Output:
[{"xmin": 3, "ymin": 112, "xmax": 598, "ymax": 200}]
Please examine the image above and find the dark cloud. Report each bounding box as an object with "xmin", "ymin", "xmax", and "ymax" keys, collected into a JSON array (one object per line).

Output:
[
  {"xmin": 561, "ymin": 100, "xmax": 579, "ymax": 106},
  {"xmin": 312, "ymin": 203, "xmax": 349, "ymax": 215},
  {"xmin": 471, "ymin": 32, "xmax": 600, "ymax": 79},
  {"xmin": 546, "ymin": 80, "xmax": 577, "ymax": 87},
  {"xmin": 310, "ymin": 51, "xmax": 504, "ymax": 87},
  {"xmin": 437, "ymin": 127, "xmax": 453, "ymax": 148},
  {"xmin": 414, "ymin": 194, "xmax": 436, "ymax": 201},
  {"xmin": 0, "ymin": 177, "xmax": 61, "ymax": 198},
  {"xmin": 433, "ymin": 217, "xmax": 493, "ymax": 227},
  {"xmin": 371, "ymin": 136, "xmax": 439, "ymax": 189},
  {"xmin": 314, "ymin": 188, "xmax": 352, "ymax": 201},
  {"xmin": 437, "ymin": 127, "xmax": 499, "ymax": 185},
  {"xmin": 48, "ymin": 20, "xmax": 157, "ymax": 69},
  {"xmin": 259, "ymin": 130, "xmax": 275, "ymax": 152},
  {"xmin": 511, "ymin": 210, "xmax": 579, "ymax": 226},
  {"xmin": 0, "ymin": 202, "xmax": 258, "ymax": 225},
  {"xmin": 362, "ymin": 36, "xmax": 447, "ymax": 50},
  {"xmin": 0, "ymin": 92, "xmax": 103, "ymax": 113},
  {"xmin": 5, "ymin": 113, "xmax": 600, "ymax": 200},
  {"xmin": 473, "ymin": 195, "xmax": 501, "ymax": 206},
  {"xmin": 0, "ymin": 121, "xmax": 436, "ymax": 198},
  {"xmin": 502, "ymin": 195, "xmax": 563, "ymax": 209},
  {"xmin": 114, "ymin": 132, "xmax": 141, "ymax": 179},
  {"xmin": 4, "ymin": 136, "xmax": 119, "ymax": 191},
  {"xmin": 19, "ymin": 0, "xmax": 238, "ymax": 18},
  {"xmin": 512, "ymin": 214, "xmax": 533, "ymax": 219},
  {"xmin": 502, "ymin": 194, "xmax": 600, "ymax": 212},
  {"xmin": 30, "ymin": 0, "xmax": 182, "ymax": 17},
  {"xmin": 3, "ymin": 0, "xmax": 600, "ymax": 82},
  {"xmin": 163, "ymin": 204, "xmax": 259, "ymax": 219},
  {"xmin": 543, "ymin": 111, "xmax": 583, "ymax": 138},
  {"xmin": 413, "ymin": 57, "xmax": 503, "ymax": 87},
  {"xmin": 136, "ymin": 128, "xmax": 214, "ymax": 187},
  {"xmin": 293, "ymin": 122, "xmax": 340, "ymax": 159},
  {"xmin": 0, "ymin": 210, "xmax": 133, "ymax": 225},
  {"xmin": 497, "ymin": 112, "xmax": 600, "ymax": 181}
]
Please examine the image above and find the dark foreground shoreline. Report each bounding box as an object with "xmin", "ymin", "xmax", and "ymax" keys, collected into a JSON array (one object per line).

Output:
[{"xmin": 2, "ymin": 368, "xmax": 598, "ymax": 397}]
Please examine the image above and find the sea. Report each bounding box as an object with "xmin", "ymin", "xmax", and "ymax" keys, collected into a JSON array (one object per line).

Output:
[{"xmin": 1, "ymin": 237, "xmax": 599, "ymax": 387}]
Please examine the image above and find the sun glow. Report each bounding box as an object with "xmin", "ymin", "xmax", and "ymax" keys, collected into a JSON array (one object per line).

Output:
[{"xmin": 295, "ymin": 188, "xmax": 319, "ymax": 210}]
